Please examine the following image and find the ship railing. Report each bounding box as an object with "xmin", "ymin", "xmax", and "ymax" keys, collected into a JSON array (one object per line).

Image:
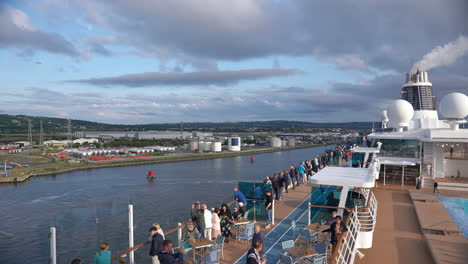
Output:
[
  {"xmin": 330, "ymin": 189, "xmax": 377, "ymax": 264},
  {"xmin": 333, "ymin": 207, "xmax": 361, "ymax": 264},
  {"xmin": 306, "ymin": 189, "xmax": 376, "ymax": 264},
  {"xmin": 111, "ymin": 200, "xmax": 238, "ymax": 260}
]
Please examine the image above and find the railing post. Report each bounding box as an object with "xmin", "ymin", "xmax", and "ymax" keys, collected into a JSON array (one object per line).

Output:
[
  {"xmin": 177, "ymin": 223, "xmax": 182, "ymax": 247},
  {"xmin": 128, "ymin": 204, "xmax": 135, "ymax": 264},
  {"xmin": 272, "ymin": 199, "xmax": 275, "ymax": 225},
  {"xmin": 49, "ymin": 227, "xmax": 56, "ymax": 264},
  {"xmin": 308, "ymin": 202, "xmax": 311, "ymax": 226},
  {"xmin": 253, "ymin": 200, "xmax": 256, "ymax": 223}
]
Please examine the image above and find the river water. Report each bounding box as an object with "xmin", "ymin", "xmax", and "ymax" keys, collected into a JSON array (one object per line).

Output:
[{"xmin": 0, "ymin": 145, "xmax": 330, "ymax": 264}]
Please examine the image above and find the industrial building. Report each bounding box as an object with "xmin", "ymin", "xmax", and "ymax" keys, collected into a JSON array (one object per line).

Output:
[{"xmin": 74, "ymin": 131, "xmax": 213, "ymax": 140}]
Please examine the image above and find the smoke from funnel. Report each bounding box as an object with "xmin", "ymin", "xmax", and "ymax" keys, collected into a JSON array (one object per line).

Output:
[{"xmin": 411, "ymin": 35, "xmax": 468, "ymax": 72}]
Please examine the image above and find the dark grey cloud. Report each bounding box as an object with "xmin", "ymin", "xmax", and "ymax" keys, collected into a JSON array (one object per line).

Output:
[
  {"xmin": 67, "ymin": 68, "xmax": 297, "ymax": 87},
  {"xmin": 30, "ymin": 0, "xmax": 468, "ymax": 71},
  {"xmin": 0, "ymin": 3, "xmax": 80, "ymax": 57}
]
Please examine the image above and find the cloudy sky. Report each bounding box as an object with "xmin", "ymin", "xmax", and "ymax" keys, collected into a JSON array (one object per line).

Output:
[{"xmin": 1, "ymin": 0, "xmax": 467, "ymax": 124}]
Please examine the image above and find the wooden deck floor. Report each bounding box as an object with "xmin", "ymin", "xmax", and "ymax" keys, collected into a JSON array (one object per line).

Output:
[
  {"xmin": 424, "ymin": 234, "xmax": 468, "ymax": 264},
  {"xmin": 354, "ymin": 188, "xmax": 435, "ymax": 264}
]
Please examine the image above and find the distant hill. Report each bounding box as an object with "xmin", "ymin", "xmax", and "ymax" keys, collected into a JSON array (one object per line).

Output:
[{"xmin": 0, "ymin": 114, "xmax": 375, "ymax": 135}]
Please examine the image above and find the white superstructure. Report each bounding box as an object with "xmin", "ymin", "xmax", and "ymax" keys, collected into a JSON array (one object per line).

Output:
[{"xmin": 368, "ymin": 71, "xmax": 468, "ymax": 186}]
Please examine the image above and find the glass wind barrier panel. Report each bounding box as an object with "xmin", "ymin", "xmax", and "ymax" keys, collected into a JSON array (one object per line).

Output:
[
  {"xmin": 325, "ymin": 149, "xmax": 340, "ymax": 166},
  {"xmin": 309, "ymin": 186, "xmax": 367, "ymax": 224},
  {"xmin": 238, "ymin": 182, "xmax": 267, "ymax": 221}
]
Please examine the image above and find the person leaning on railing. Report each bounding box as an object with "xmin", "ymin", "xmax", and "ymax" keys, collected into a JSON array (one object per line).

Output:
[
  {"xmin": 149, "ymin": 226, "xmax": 164, "ymax": 264},
  {"xmin": 322, "ymin": 215, "xmax": 348, "ymax": 251}
]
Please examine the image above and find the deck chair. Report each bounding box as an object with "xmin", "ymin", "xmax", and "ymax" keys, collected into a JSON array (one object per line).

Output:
[
  {"xmin": 237, "ymin": 223, "xmax": 255, "ymax": 247},
  {"xmin": 281, "ymin": 240, "xmax": 295, "ymax": 251},
  {"xmin": 303, "ymin": 255, "xmax": 327, "ymax": 264},
  {"xmin": 279, "ymin": 254, "xmax": 300, "ymax": 264},
  {"xmin": 181, "ymin": 241, "xmax": 193, "ymax": 261},
  {"xmin": 291, "ymin": 219, "xmax": 304, "ymax": 240},
  {"xmin": 201, "ymin": 249, "xmax": 220, "ymax": 264},
  {"xmin": 209, "ymin": 235, "xmax": 225, "ymax": 260},
  {"xmin": 300, "ymin": 228, "xmax": 317, "ymax": 246}
]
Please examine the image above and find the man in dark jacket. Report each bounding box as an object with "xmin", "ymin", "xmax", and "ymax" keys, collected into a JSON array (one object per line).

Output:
[
  {"xmin": 191, "ymin": 202, "xmax": 206, "ymax": 238},
  {"xmin": 251, "ymin": 224, "xmax": 265, "ymax": 256},
  {"xmin": 289, "ymin": 166, "xmax": 297, "ymax": 190},
  {"xmin": 323, "ymin": 215, "xmax": 348, "ymax": 245},
  {"xmin": 149, "ymin": 226, "xmax": 164, "ymax": 264},
  {"xmin": 246, "ymin": 241, "xmax": 265, "ymax": 264},
  {"xmin": 158, "ymin": 240, "xmax": 184, "ymax": 264}
]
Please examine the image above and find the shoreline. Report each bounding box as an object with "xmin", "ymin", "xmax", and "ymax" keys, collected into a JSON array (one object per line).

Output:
[{"xmin": 0, "ymin": 144, "xmax": 325, "ymax": 183}]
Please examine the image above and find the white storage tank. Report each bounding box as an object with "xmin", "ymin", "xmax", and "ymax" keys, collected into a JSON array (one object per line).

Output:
[
  {"xmin": 281, "ymin": 140, "xmax": 287, "ymax": 147},
  {"xmin": 270, "ymin": 137, "xmax": 282, "ymax": 148},
  {"xmin": 198, "ymin": 141, "xmax": 205, "ymax": 152},
  {"xmin": 212, "ymin": 142, "xmax": 222, "ymax": 152},
  {"xmin": 228, "ymin": 137, "xmax": 241, "ymax": 152},
  {"xmin": 204, "ymin": 141, "xmax": 213, "ymax": 151},
  {"xmin": 287, "ymin": 138, "xmax": 296, "ymax": 147}
]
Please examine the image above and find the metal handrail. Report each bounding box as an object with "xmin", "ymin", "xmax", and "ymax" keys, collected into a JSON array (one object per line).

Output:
[{"xmin": 329, "ymin": 189, "xmax": 377, "ymax": 264}]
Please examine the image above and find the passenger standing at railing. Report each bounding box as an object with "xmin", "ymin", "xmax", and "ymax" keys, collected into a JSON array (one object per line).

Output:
[
  {"xmin": 278, "ymin": 172, "xmax": 285, "ymax": 200},
  {"xmin": 251, "ymin": 224, "xmax": 265, "ymax": 256},
  {"xmin": 271, "ymin": 174, "xmax": 280, "ymax": 201},
  {"xmin": 191, "ymin": 202, "xmax": 206, "ymax": 238},
  {"xmin": 323, "ymin": 215, "xmax": 348, "ymax": 251},
  {"xmin": 306, "ymin": 160, "xmax": 312, "ymax": 180},
  {"xmin": 297, "ymin": 162, "xmax": 306, "ymax": 184},
  {"xmin": 149, "ymin": 226, "xmax": 163, "ymax": 264},
  {"xmin": 202, "ymin": 204, "xmax": 212, "ymax": 240},
  {"xmin": 325, "ymin": 210, "xmax": 337, "ymax": 225},
  {"xmin": 283, "ymin": 170, "xmax": 290, "ymax": 193},
  {"xmin": 94, "ymin": 242, "xmax": 111, "ymax": 264},
  {"xmin": 264, "ymin": 191, "xmax": 273, "ymax": 229},
  {"xmin": 312, "ymin": 157, "xmax": 319, "ymax": 173},
  {"xmin": 246, "ymin": 241, "xmax": 266, "ymax": 264},
  {"xmin": 234, "ymin": 186, "xmax": 248, "ymax": 214},
  {"xmin": 289, "ymin": 166, "xmax": 297, "ymax": 189},
  {"xmin": 152, "ymin": 223, "xmax": 165, "ymax": 240},
  {"xmin": 211, "ymin": 208, "xmax": 221, "ymax": 239}
]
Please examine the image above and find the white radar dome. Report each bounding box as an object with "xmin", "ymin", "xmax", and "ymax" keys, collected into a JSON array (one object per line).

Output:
[
  {"xmin": 439, "ymin": 93, "xmax": 468, "ymax": 120},
  {"xmin": 387, "ymin": 100, "xmax": 414, "ymax": 127}
]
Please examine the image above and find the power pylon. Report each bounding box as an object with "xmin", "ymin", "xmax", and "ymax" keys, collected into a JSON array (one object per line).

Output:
[
  {"xmin": 27, "ymin": 119, "xmax": 33, "ymax": 151},
  {"xmin": 39, "ymin": 120, "xmax": 44, "ymax": 146},
  {"xmin": 67, "ymin": 119, "xmax": 72, "ymax": 148}
]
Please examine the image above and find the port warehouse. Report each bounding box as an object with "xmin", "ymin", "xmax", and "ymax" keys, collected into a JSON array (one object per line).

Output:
[{"xmin": 74, "ymin": 130, "xmax": 213, "ymax": 140}]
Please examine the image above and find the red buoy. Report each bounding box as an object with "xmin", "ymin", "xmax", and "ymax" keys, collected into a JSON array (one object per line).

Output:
[
  {"xmin": 148, "ymin": 170, "xmax": 155, "ymax": 177},
  {"xmin": 250, "ymin": 156, "xmax": 255, "ymax": 161}
]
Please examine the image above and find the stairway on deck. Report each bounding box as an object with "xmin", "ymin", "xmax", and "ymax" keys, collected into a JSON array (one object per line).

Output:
[{"xmin": 437, "ymin": 179, "xmax": 468, "ymax": 192}]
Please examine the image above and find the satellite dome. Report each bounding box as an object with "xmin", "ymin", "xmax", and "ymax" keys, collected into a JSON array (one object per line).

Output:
[
  {"xmin": 388, "ymin": 100, "xmax": 414, "ymax": 127},
  {"xmin": 439, "ymin": 93, "xmax": 468, "ymax": 120}
]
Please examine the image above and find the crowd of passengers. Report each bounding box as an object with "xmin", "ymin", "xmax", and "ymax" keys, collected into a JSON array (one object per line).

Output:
[{"xmin": 68, "ymin": 145, "xmax": 351, "ymax": 264}]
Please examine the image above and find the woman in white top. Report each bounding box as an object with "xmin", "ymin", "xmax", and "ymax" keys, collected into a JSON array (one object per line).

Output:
[
  {"xmin": 153, "ymin": 223, "xmax": 165, "ymax": 240},
  {"xmin": 211, "ymin": 208, "xmax": 221, "ymax": 239},
  {"xmin": 202, "ymin": 204, "xmax": 213, "ymax": 240}
]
